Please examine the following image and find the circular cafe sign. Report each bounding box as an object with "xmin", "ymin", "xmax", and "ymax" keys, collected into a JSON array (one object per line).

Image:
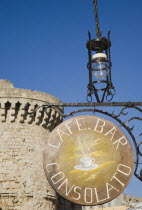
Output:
[{"xmin": 43, "ymin": 115, "xmax": 134, "ymax": 205}]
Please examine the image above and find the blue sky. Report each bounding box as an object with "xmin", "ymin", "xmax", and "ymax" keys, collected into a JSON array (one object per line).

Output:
[
  {"xmin": 0, "ymin": 0, "xmax": 142, "ymax": 199},
  {"xmin": 1, "ymin": 0, "xmax": 142, "ymax": 102}
]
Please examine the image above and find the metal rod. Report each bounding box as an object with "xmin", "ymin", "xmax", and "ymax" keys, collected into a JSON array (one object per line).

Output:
[
  {"xmin": 88, "ymin": 32, "xmax": 92, "ymax": 86},
  {"xmin": 44, "ymin": 102, "xmax": 142, "ymax": 107}
]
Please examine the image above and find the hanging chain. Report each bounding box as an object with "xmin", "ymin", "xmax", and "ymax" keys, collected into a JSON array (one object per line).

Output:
[{"xmin": 93, "ymin": 0, "xmax": 102, "ymax": 37}]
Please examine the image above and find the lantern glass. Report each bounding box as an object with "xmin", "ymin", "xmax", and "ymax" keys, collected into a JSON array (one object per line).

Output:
[{"xmin": 92, "ymin": 61, "xmax": 108, "ymax": 79}]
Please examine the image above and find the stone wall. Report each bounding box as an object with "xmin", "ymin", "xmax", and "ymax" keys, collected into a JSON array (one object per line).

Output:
[{"xmin": 0, "ymin": 80, "xmax": 62, "ymax": 210}]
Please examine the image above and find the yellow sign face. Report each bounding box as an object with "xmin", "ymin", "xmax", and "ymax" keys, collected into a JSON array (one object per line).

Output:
[{"xmin": 43, "ymin": 115, "xmax": 134, "ymax": 205}]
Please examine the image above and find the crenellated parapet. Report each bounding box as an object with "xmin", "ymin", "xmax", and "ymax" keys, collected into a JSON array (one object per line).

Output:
[{"xmin": 0, "ymin": 80, "xmax": 63, "ymax": 129}]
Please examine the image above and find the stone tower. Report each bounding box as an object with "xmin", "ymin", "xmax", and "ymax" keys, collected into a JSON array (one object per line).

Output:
[{"xmin": 0, "ymin": 80, "xmax": 63, "ymax": 209}]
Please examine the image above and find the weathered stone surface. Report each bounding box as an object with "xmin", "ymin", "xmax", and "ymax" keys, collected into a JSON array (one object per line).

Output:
[
  {"xmin": 0, "ymin": 80, "xmax": 62, "ymax": 209},
  {"xmin": 0, "ymin": 80, "xmax": 14, "ymax": 88}
]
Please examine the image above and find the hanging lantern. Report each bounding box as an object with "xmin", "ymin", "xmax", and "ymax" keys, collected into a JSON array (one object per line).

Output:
[{"xmin": 86, "ymin": 0, "xmax": 115, "ymax": 103}]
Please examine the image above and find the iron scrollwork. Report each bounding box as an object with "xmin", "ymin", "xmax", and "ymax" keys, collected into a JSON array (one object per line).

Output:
[
  {"xmin": 111, "ymin": 106, "xmax": 142, "ymax": 181},
  {"xmin": 28, "ymin": 104, "xmax": 142, "ymax": 182}
]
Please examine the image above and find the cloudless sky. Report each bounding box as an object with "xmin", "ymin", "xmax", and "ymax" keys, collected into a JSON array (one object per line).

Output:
[{"xmin": 0, "ymin": 0, "xmax": 142, "ymax": 200}]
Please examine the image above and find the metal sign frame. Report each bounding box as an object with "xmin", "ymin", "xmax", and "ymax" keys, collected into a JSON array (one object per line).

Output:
[{"xmin": 28, "ymin": 102, "xmax": 142, "ymax": 182}]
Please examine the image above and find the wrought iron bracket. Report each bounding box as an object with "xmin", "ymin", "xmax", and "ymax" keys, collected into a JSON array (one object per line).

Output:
[{"xmin": 27, "ymin": 101, "xmax": 142, "ymax": 182}]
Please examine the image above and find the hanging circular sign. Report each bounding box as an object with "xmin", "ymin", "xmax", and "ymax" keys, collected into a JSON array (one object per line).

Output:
[{"xmin": 43, "ymin": 115, "xmax": 134, "ymax": 206}]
